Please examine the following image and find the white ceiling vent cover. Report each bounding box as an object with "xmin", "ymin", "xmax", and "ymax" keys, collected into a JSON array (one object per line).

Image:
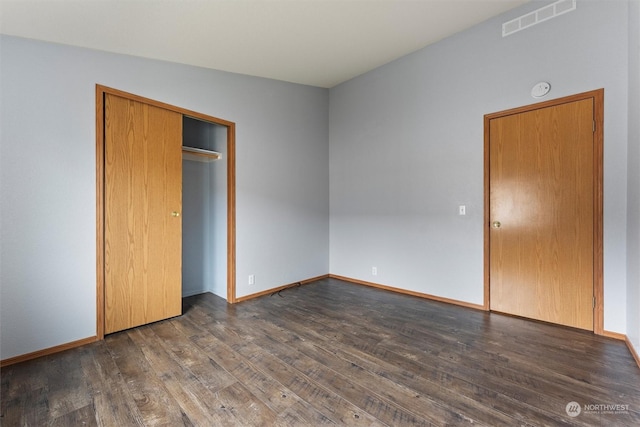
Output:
[{"xmin": 502, "ymin": 0, "xmax": 576, "ymax": 37}]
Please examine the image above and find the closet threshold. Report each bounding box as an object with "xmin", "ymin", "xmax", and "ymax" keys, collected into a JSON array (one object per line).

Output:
[{"xmin": 182, "ymin": 146, "xmax": 222, "ymax": 162}]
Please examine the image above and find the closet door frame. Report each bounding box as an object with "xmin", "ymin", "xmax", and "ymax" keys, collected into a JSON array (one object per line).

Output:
[{"xmin": 96, "ymin": 85, "xmax": 237, "ymax": 339}]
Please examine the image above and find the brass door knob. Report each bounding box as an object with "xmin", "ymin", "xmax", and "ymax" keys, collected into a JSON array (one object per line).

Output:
[
  {"xmin": 492, "ymin": 221, "xmax": 501, "ymax": 228},
  {"xmin": 171, "ymin": 211, "xmax": 180, "ymax": 217}
]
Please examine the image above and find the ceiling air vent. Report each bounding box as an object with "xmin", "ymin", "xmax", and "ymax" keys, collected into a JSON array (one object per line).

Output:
[{"xmin": 502, "ymin": 0, "xmax": 576, "ymax": 37}]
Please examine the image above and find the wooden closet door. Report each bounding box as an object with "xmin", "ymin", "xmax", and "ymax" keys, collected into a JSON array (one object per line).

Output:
[{"xmin": 104, "ymin": 94, "xmax": 182, "ymax": 334}]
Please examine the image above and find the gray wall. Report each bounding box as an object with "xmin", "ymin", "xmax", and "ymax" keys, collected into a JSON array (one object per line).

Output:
[
  {"xmin": 0, "ymin": 36, "xmax": 329, "ymax": 360},
  {"xmin": 329, "ymin": 0, "xmax": 630, "ymax": 332},
  {"xmin": 628, "ymin": 0, "xmax": 640, "ymax": 353}
]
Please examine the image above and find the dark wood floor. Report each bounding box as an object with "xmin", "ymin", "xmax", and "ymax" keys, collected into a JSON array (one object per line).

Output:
[{"xmin": 2, "ymin": 278, "xmax": 639, "ymax": 426}]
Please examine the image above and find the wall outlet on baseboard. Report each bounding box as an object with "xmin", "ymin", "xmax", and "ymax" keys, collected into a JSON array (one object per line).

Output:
[
  {"xmin": 248, "ymin": 274, "xmax": 255, "ymax": 285},
  {"xmin": 372, "ymin": 266, "xmax": 378, "ymax": 276}
]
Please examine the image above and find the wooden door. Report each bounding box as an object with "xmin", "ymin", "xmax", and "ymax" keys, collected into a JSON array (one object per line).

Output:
[
  {"xmin": 104, "ymin": 94, "xmax": 183, "ymax": 334},
  {"xmin": 489, "ymin": 98, "xmax": 594, "ymax": 330}
]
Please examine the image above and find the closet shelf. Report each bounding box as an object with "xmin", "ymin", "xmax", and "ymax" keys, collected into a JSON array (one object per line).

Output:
[{"xmin": 182, "ymin": 146, "xmax": 222, "ymax": 163}]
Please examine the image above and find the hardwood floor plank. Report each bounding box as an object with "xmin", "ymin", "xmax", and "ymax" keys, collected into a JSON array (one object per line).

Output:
[
  {"xmin": 251, "ymin": 334, "xmax": 431, "ymax": 426},
  {"xmin": 2, "ymin": 279, "xmax": 639, "ymax": 426},
  {"xmin": 172, "ymin": 315, "xmax": 338, "ymax": 426},
  {"xmin": 276, "ymin": 401, "xmax": 336, "ymax": 426},
  {"xmin": 373, "ymin": 314, "xmax": 640, "ymax": 411},
  {"xmin": 106, "ymin": 331, "xmax": 193, "ymax": 426},
  {"xmin": 150, "ymin": 321, "xmax": 237, "ymax": 394},
  {"xmin": 127, "ymin": 326, "xmax": 240, "ymax": 426},
  {"xmin": 49, "ymin": 404, "xmax": 98, "ymax": 427},
  {"xmin": 171, "ymin": 313, "xmax": 301, "ymax": 415},
  {"xmin": 0, "ymin": 386, "xmax": 49, "ymax": 426},
  {"xmin": 254, "ymin": 281, "xmax": 640, "ymax": 425},
  {"xmin": 250, "ymin": 296, "xmax": 574, "ymax": 426},
  {"xmin": 190, "ymin": 320, "xmax": 384, "ymax": 426},
  {"xmin": 1, "ymin": 357, "xmax": 51, "ymax": 426},
  {"xmin": 0, "ymin": 358, "xmax": 48, "ymax": 402},
  {"xmin": 247, "ymin": 308, "xmax": 551, "ymax": 426},
  {"xmin": 46, "ymin": 347, "xmax": 94, "ymax": 419},
  {"xmin": 80, "ymin": 341, "xmax": 146, "ymax": 426},
  {"xmin": 214, "ymin": 382, "xmax": 280, "ymax": 426},
  {"xmin": 258, "ymin": 324, "xmax": 486, "ymax": 426}
]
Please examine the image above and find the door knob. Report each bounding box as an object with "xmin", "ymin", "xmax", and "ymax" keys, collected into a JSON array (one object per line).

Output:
[
  {"xmin": 171, "ymin": 211, "xmax": 180, "ymax": 217},
  {"xmin": 492, "ymin": 221, "xmax": 501, "ymax": 228}
]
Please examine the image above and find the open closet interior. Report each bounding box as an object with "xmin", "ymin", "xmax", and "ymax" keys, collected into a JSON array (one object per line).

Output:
[{"xmin": 182, "ymin": 117, "xmax": 228, "ymax": 298}]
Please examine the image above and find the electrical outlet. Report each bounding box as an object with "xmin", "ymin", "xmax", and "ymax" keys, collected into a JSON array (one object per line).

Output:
[
  {"xmin": 459, "ymin": 205, "xmax": 466, "ymax": 216},
  {"xmin": 372, "ymin": 266, "xmax": 378, "ymax": 276},
  {"xmin": 248, "ymin": 274, "xmax": 255, "ymax": 285}
]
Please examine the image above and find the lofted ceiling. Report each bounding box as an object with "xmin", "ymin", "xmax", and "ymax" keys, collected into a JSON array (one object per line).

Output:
[{"xmin": 0, "ymin": 0, "xmax": 529, "ymax": 88}]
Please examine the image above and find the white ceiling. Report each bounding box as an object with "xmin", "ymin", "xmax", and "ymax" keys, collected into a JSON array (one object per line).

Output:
[{"xmin": 0, "ymin": 0, "xmax": 529, "ymax": 88}]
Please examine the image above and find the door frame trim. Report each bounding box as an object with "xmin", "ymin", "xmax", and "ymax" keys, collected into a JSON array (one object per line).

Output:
[
  {"xmin": 483, "ymin": 88, "xmax": 604, "ymax": 334},
  {"xmin": 96, "ymin": 85, "xmax": 237, "ymax": 340}
]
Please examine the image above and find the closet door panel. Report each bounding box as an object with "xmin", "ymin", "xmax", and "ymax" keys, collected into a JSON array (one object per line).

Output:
[{"xmin": 104, "ymin": 94, "xmax": 182, "ymax": 334}]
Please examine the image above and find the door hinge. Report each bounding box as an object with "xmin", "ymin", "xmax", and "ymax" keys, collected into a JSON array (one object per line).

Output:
[
  {"xmin": 593, "ymin": 120, "xmax": 596, "ymax": 132},
  {"xmin": 593, "ymin": 296, "xmax": 596, "ymax": 309}
]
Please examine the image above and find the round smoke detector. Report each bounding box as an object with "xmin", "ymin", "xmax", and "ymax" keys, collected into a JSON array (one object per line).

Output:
[{"xmin": 531, "ymin": 82, "xmax": 551, "ymax": 98}]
